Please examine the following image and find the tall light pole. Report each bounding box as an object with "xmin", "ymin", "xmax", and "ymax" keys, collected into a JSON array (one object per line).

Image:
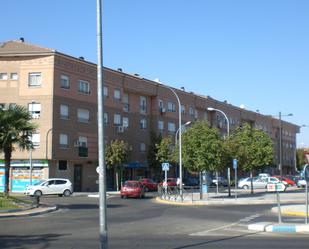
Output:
[
  {"xmin": 277, "ymin": 112, "xmax": 293, "ymax": 177},
  {"xmin": 207, "ymin": 107, "xmax": 230, "ymax": 196},
  {"xmin": 29, "ymin": 100, "xmax": 35, "ymax": 186},
  {"xmin": 45, "ymin": 128, "xmax": 52, "ymax": 160},
  {"xmin": 97, "ymin": 0, "xmax": 107, "ymax": 248},
  {"xmin": 159, "ymin": 84, "xmax": 183, "ymax": 201}
]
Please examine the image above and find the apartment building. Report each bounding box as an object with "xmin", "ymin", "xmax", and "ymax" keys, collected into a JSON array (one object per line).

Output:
[{"xmin": 0, "ymin": 39, "xmax": 300, "ymax": 192}]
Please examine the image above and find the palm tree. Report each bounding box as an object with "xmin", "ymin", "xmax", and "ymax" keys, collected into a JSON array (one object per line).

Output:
[{"xmin": 0, "ymin": 105, "xmax": 37, "ymax": 196}]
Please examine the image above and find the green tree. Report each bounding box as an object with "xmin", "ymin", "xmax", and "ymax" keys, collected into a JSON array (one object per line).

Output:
[
  {"xmin": 296, "ymin": 148, "xmax": 306, "ymax": 170},
  {"xmin": 226, "ymin": 124, "xmax": 274, "ymax": 193},
  {"xmin": 182, "ymin": 121, "xmax": 225, "ymax": 173},
  {"xmin": 105, "ymin": 140, "xmax": 131, "ymax": 190},
  {"xmin": 155, "ymin": 136, "xmax": 175, "ymax": 164},
  {"xmin": 147, "ymin": 131, "xmax": 162, "ymax": 179},
  {"xmin": 0, "ymin": 105, "xmax": 37, "ymax": 196}
]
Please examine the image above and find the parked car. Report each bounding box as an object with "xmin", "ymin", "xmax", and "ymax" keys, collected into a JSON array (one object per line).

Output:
[
  {"xmin": 296, "ymin": 178, "xmax": 307, "ymax": 188},
  {"xmin": 211, "ymin": 177, "xmax": 228, "ymax": 187},
  {"xmin": 183, "ymin": 177, "xmax": 199, "ymax": 186},
  {"xmin": 238, "ymin": 177, "xmax": 286, "ymax": 190},
  {"xmin": 159, "ymin": 178, "xmax": 177, "ymax": 187},
  {"xmin": 120, "ymin": 180, "xmax": 145, "ymax": 198},
  {"xmin": 25, "ymin": 178, "xmax": 73, "ymax": 197},
  {"xmin": 272, "ymin": 176, "xmax": 295, "ymax": 186},
  {"xmin": 139, "ymin": 178, "xmax": 158, "ymax": 191}
]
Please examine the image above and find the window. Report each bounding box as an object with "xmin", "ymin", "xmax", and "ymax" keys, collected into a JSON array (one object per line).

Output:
[
  {"xmin": 60, "ymin": 104, "xmax": 69, "ymax": 119},
  {"xmin": 9, "ymin": 103, "xmax": 16, "ymax": 108},
  {"xmin": 28, "ymin": 72, "xmax": 42, "ymax": 86},
  {"xmin": 28, "ymin": 102, "xmax": 41, "ymax": 119},
  {"xmin": 114, "ymin": 89, "xmax": 121, "ymax": 100},
  {"xmin": 140, "ymin": 143, "xmax": 146, "ymax": 152},
  {"xmin": 140, "ymin": 119, "xmax": 147, "ymax": 129},
  {"xmin": 31, "ymin": 133, "xmax": 40, "ymax": 147},
  {"xmin": 10, "ymin": 73, "xmax": 18, "ymax": 80},
  {"xmin": 158, "ymin": 120, "xmax": 164, "ymax": 130},
  {"xmin": 194, "ymin": 109, "xmax": 198, "ymax": 119},
  {"xmin": 167, "ymin": 101, "xmax": 176, "ymax": 112},
  {"xmin": 59, "ymin": 134, "xmax": 68, "ymax": 148},
  {"xmin": 158, "ymin": 99, "xmax": 164, "ymax": 108},
  {"xmin": 77, "ymin": 108, "xmax": 90, "ymax": 123},
  {"xmin": 78, "ymin": 136, "xmax": 88, "ymax": 147},
  {"xmin": 189, "ymin": 107, "xmax": 194, "ymax": 116},
  {"xmin": 60, "ymin": 75, "xmax": 70, "ymax": 89},
  {"xmin": 114, "ymin": 114, "xmax": 121, "ymax": 125},
  {"xmin": 78, "ymin": 80, "xmax": 90, "ymax": 94},
  {"xmin": 168, "ymin": 122, "xmax": 176, "ymax": 133},
  {"xmin": 58, "ymin": 160, "xmax": 68, "ymax": 171},
  {"xmin": 123, "ymin": 93, "xmax": 129, "ymax": 112},
  {"xmin": 104, "ymin": 86, "xmax": 108, "ymax": 97},
  {"xmin": 181, "ymin": 105, "xmax": 186, "ymax": 114},
  {"xmin": 0, "ymin": 103, "xmax": 5, "ymax": 110},
  {"xmin": 0, "ymin": 73, "xmax": 8, "ymax": 80},
  {"xmin": 104, "ymin": 112, "xmax": 108, "ymax": 125},
  {"xmin": 140, "ymin": 96, "xmax": 147, "ymax": 113},
  {"xmin": 123, "ymin": 117, "xmax": 129, "ymax": 128}
]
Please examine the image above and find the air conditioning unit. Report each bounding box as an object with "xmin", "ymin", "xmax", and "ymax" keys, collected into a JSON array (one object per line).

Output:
[
  {"xmin": 74, "ymin": 140, "xmax": 81, "ymax": 147},
  {"xmin": 117, "ymin": 126, "xmax": 124, "ymax": 133},
  {"xmin": 160, "ymin": 107, "xmax": 166, "ymax": 114}
]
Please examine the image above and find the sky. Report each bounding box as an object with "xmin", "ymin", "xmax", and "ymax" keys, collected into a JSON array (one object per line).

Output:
[{"xmin": 1, "ymin": 0, "xmax": 308, "ymax": 147}]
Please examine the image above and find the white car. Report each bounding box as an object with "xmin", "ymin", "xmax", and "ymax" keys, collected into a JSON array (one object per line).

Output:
[
  {"xmin": 297, "ymin": 178, "xmax": 307, "ymax": 188},
  {"xmin": 238, "ymin": 177, "xmax": 287, "ymax": 190},
  {"xmin": 25, "ymin": 178, "xmax": 73, "ymax": 197}
]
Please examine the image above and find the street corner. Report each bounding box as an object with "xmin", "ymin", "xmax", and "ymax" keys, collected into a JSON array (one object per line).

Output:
[
  {"xmin": 0, "ymin": 204, "xmax": 58, "ymax": 218},
  {"xmin": 271, "ymin": 205, "xmax": 308, "ymax": 217},
  {"xmin": 154, "ymin": 196, "xmax": 206, "ymax": 206}
]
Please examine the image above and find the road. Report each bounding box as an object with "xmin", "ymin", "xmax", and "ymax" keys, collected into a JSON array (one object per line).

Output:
[{"xmin": 0, "ymin": 193, "xmax": 308, "ymax": 249}]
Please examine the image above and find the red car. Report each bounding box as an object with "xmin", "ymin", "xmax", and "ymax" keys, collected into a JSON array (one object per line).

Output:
[
  {"xmin": 159, "ymin": 178, "xmax": 177, "ymax": 187},
  {"xmin": 273, "ymin": 176, "xmax": 295, "ymax": 186},
  {"xmin": 120, "ymin": 180, "xmax": 145, "ymax": 199},
  {"xmin": 139, "ymin": 178, "xmax": 158, "ymax": 191}
]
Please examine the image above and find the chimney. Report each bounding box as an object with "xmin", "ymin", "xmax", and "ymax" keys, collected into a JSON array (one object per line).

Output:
[
  {"xmin": 19, "ymin": 37, "xmax": 24, "ymax": 43},
  {"xmin": 79, "ymin": 56, "xmax": 84, "ymax": 60},
  {"xmin": 180, "ymin": 87, "xmax": 185, "ymax": 91},
  {"xmin": 117, "ymin": 68, "xmax": 122, "ymax": 72}
]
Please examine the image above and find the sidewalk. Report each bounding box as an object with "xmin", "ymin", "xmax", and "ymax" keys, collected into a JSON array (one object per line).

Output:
[{"xmin": 0, "ymin": 204, "xmax": 57, "ymax": 218}]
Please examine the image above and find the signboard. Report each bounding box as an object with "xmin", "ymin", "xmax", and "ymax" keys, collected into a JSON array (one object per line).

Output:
[
  {"xmin": 267, "ymin": 183, "xmax": 286, "ymax": 192},
  {"xmin": 0, "ymin": 168, "xmax": 5, "ymax": 192},
  {"xmin": 233, "ymin": 159, "xmax": 238, "ymax": 169},
  {"xmin": 162, "ymin": 162, "xmax": 170, "ymax": 171},
  {"xmin": 11, "ymin": 167, "xmax": 44, "ymax": 193}
]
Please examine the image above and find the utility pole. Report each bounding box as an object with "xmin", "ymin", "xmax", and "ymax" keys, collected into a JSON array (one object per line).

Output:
[{"xmin": 97, "ymin": 0, "xmax": 107, "ymax": 248}]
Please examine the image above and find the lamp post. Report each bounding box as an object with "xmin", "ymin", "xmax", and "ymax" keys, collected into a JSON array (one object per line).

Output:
[
  {"xmin": 295, "ymin": 125, "xmax": 309, "ymax": 173},
  {"xmin": 29, "ymin": 100, "xmax": 35, "ymax": 186},
  {"xmin": 96, "ymin": 0, "xmax": 107, "ymax": 248},
  {"xmin": 207, "ymin": 107, "xmax": 230, "ymax": 196},
  {"xmin": 175, "ymin": 121, "xmax": 192, "ymax": 145},
  {"xmin": 159, "ymin": 84, "xmax": 183, "ymax": 201},
  {"xmin": 45, "ymin": 128, "xmax": 52, "ymax": 160},
  {"xmin": 277, "ymin": 112, "xmax": 293, "ymax": 177}
]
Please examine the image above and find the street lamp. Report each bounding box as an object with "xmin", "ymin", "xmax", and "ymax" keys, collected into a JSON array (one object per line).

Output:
[
  {"xmin": 29, "ymin": 100, "xmax": 35, "ymax": 186},
  {"xmin": 159, "ymin": 83, "xmax": 183, "ymax": 201},
  {"xmin": 96, "ymin": 0, "xmax": 107, "ymax": 248},
  {"xmin": 45, "ymin": 128, "xmax": 52, "ymax": 160},
  {"xmin": 175, "ymin": 121, "xmax": 192, "ymax": 145},
  {"xmin": 207, "ymin": 107, "xmax": 231, "ymax": 196},
  {"xmin": 278, "ymin": 112, "xmax": 293, "ymax": 177}
]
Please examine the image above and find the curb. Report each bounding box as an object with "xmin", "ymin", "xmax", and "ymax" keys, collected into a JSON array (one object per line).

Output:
[
  {"xmin": 248, "ymin": 222, "xmax": 309, "ymax": 233},
  {"xmin": 0, "ymin": 205, "xmax": 58, "ymax": 218},
  {"xmin": 271, "ymin": 207, "xmax": 308, "ymax": 217}
]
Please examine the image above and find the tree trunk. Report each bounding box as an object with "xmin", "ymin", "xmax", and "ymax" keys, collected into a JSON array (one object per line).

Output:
[{"xmin": 4, "ymin": 148, "xmax": 12, "ymax": 197}]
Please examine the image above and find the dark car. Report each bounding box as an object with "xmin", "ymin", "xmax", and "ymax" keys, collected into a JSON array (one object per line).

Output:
[
  {"xmin": 183, "ymin": 177, "xmax": 199, "ymax": 186},
  {"xmin": 139, "ymin": 178, "xmax": 158, "ymax": 191},
  {"xmin": 120, "ymin": 180, "xmax": 145, "ymax": 199}
]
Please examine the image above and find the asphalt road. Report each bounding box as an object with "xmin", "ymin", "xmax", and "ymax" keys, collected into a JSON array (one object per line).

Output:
[{"xmin": 0, "ymin": 193, "xmax": 309, "ymax": 249}]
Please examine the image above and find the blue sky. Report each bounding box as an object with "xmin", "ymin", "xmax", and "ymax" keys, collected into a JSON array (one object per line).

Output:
[{"xmin": 1, "ymin": 0, "xmax": 308, "ymax": 147}]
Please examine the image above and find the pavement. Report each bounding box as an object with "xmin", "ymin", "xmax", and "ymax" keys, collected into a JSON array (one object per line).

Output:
[{"xmin": 2, "ymin": 189, "xmax": 309, "ymax": 234}]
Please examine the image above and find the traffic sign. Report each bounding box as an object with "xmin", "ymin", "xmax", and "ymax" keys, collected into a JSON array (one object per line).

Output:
[
  {"xmin": 233, "ymin": 159, "xmax": 238, "ymax": 169},
  {"xmin": 267, "ymin": 182, "xmax": 286, "ymax": 192},
  {"xmin": 96, "ymin": 166, "xmax": 103, "ymax": 176},
  {"xmin": 162, "ymin": 162, "xmax": 170, "ymax": 171}
]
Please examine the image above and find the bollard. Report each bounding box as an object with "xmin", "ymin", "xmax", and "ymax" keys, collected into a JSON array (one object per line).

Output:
[{"xmin": 32, "ymin": 195, "xmax": 40, "ymax": 208}]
